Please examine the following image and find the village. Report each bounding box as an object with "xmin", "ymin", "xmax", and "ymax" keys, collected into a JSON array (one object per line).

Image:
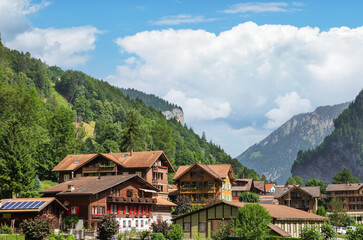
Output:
[{"xmin": 0, "ymin": 150, "xmax": 361, "ymax": 239}]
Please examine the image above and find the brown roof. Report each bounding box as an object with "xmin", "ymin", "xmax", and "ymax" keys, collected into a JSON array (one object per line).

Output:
[
  {"xmin": 326, "ymin": 183, "xmax": 363, "ymax": 192},
  {"xmin": 274, "ymin": 186, "xmax": 321, "ymax": 199},
  {"xmin": 52, "ymin": 151, "xmax": 175, "ymax": 173},
  {"xmin": 173, "ymin": 201, "xmax": 328, "ymax": 222},
  {"xmin": 40, "ymin": 175, "xmax": 159, "ymax": 195},
  {"xmin": 254, "ymin": 181, "xmax": 265, "ymax": 192},
  {"xmin": 265, "ymin": 184, "xmax": 275, "ymax": 192},
  {"xmin": 173, "ymin": 163, "xmax": 235, "ymax": 182},
  {"xmin": 0, "ymin": 197, "xmax": 66, "ymax": 213},
  {"xmin": 155, "ymin": 197, "xmax": 177, "ymax": 206},
  {"xmin": 268, "ymin": 224, "xmax": 291, "ymax": 237},
  {"xmin": 232, "ymin": 179, "xmax": 253, "ymax": 192}
]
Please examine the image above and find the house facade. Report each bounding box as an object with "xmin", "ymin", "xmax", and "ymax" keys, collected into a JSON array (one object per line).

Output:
[
  {"xmin": 172, "ymin": 201, "xmax": 328, "ymax": 239},
  {"xmin": 173, "ymin": 163, "xmax": 235, "ymax": 204},
  {"xmin": 231, "ymin": 179, "xmax": 269, "ymax": 201},
  {"xmin": 41, "ymin": 175, "xmax": 175, "ymax": 231},
  {"xmin": 274, "ymin": 186, "xmax": 320, "ymax": 212},
  {"xmin": 326, "ymin": 183, "xmax": 363, "ymax": 223},
  {"xmin": 52, "ymin": 151, "xmax": 174, "ymax": 198}
]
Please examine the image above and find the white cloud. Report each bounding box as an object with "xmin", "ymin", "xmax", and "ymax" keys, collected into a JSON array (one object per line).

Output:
[
  {"xmin": 0, "ymin": 0, "xmax": 101, "ymax": 67},
  {"xmin": 150, "ymin": 14, "xmax": 218, "ymax": 25},
  {"xmin": 109, "ymin": 22, "xmax": 363, "ymax": 156},
  {"xmin": 164, "ymin": 89, "xmax": 231, "ymax": 121},
  {"xmin": 264, "ymin": 92, "xmax": 312, "ymax": 129},
  {"xmin": 222, "ymin": 2, "xmax": 298, "ymax": 14}
]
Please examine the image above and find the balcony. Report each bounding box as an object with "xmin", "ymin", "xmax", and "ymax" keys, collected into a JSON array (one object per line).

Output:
[
  {"xmin": 83, "ymin": 166, "xmax": 117, "ymax": 173},
  {"xmin": 107, "ymin": 196, "xmax": 157, "ymax": 204},
  {"xmin": 152, "ymin": 166, "xmax": 168, "ymax": 173},
  {"xmin": 180, "ymin": 188, "xmax": 217, "ymax": 193},
  {"xmin": 92, "ymin": 214, "xmax": 105, "ymax": 219},
  {"xmin": 329, "ymin": 193, "xmax": 363, "ymax": 198}
]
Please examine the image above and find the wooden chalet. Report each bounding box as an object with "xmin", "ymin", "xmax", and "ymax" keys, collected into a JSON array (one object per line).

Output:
[{"xmin": 274, "ymin": 186, "xmax": 320, "ymax": 212}]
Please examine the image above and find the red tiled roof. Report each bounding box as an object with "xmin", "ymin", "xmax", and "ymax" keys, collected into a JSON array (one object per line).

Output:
[
  {"xmin": 155, "ymin": 197, "xmax": 177, "ymax": 206},
  {"xmin": 265, "ymin": 184, "xmax": 275, "ymax": 192},
  {"xmin": 173, "ymin": 163, "xmax": 235, "ymax": 182}
]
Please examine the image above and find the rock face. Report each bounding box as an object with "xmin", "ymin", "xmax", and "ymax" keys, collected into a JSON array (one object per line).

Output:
[
  {"xmin": 162, "ymin": 108, "xmax": 184, "ymax": 124},
  {"xmin": 236, "ymin": 102, "xmax": 349, "ymax": 184},
  {"xmin": 292, "ymin": 90, "xmax": 363, "ymax": 183}
]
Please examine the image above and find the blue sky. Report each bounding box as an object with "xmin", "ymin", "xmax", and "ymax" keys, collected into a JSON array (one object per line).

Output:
[{"xmin": 1, "ymin": 0, "xmax": 363, "ymax": 157}]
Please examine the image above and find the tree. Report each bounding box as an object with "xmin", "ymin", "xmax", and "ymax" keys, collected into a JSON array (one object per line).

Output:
[
  {"xmin": 97, "ymin": 215, "xmax": 119, "ymax": 240},
  {"xmin": 151, "ymin": 233, "xmax": 165, "ymax": 240},
  {"xmin": 316, "ymin": 206, "xmax": 327, "ymax": 217},
  {"xmin": 151, "ymin": 117, "xmax": 175, "ymax": 158},
  {"xmin": 300, "ymin": 224, "xmax": 322, "ymax": 240},
  {"xmin": 347, "ymin": 225, "xmax": 363, "ymax": 240},
  {"xmin": 321, "ymin": 222, "xmax": 335, "ymax": 240},
  {"xmin": 151, "ymin": 220, "xmax": 169, "ymax": 238},
  {"xmin": 20, "ymin": 216, "xmax": 54, "ymax": 240},
  {"xmin": 286, "ymin": 176, "xmax": 304, "ymax": 186},
  {"xmin": 120, "ymin": 109, "xmax": 144, "ymax": 151},
  {"xmin": 328, "ymin": 197, "xmax": 347, "ymax": 230},
  {"xmin": 239, "ymin": 192, "xmax": 260, "ymax": 203},
  {"xmin": 232, "ymin": 204, "xmax": 271, "ymax": 240},
  {"xmin": 173, "ymin": 195, "xmax": 192, "ymax": 215},
  {"xmin": 343, "ymin": 215, "xmax": 355, "ymax": 227},
  {"xmin": 305, "ymin": 178, "xmax": 327, "ymax": 194},
  {"xmin": 33, "ymin": 175, "xmax": 41, "ymax": 191},
  {"xmin": 332, "ymin": 168, "xmax": 360, "ymax": 184},
  {"xmin": 211, "ymin": 222, "xmax": 230, "ymax": 240},
  {"xmin": 168, "ymin": 224, "xmax": 184, "ymax": 240}
]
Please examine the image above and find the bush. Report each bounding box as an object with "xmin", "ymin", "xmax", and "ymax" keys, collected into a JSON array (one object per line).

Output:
[
  {"xmin": 300, "ymin": 224, "xmax": 322, "ymax": 240},
  {"xmin": 151, "ymin": 220, "xmax": 169, "ymax": 237},
  {"xmin": 321, "ymin": 222, "xmax": 335, "ymax": 240},
  {"xmin": 0, "ymin": 223, "xmax": 12, "ymax": 234},
  {"xmin": 238, "ymin": 192, "xmax": 260, "ymax": 203},
  {"xmin": 49, "ymin": 237, "xmax": 56, "ymax": 240},
  {"xmin": 63, "ymin": 215, "xmax": 79, "ymax": 230},
  {"xmin": 97, "ymin": 215, "xmax": 119, "ymax": 240},
  {"xmin": 66, "ymin": 234, "xmax": 76, "ymax": 240},
  {"xmin": 151, "ymin": 232, "xmax": 165, "ymax": 240},
  {"xmin": 138, "ymin": 230, "xmax": 151, "ymax": 240},
  {"xmin": 20, "ymin": 216, "xmax": 54, "ymax": 240},
  {"xmin": 168, "ymin": 224, "xmax": 184, "ymax": 240},
  {"xmin": 211, "ymin": 223, "xmax": 230, "ymax": 240},
  {"xmin": 347, "ymin": 225, "xmax": 363, "ymax": 240}
]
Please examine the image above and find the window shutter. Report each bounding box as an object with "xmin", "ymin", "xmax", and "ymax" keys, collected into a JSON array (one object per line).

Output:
[
  {"xmin": 68, "ymin": 207, "xmax": 71, "ymax": 215},
  {"xmin": 123, "ymin": 205, "xmax": 126, "ymax": 214},
  {"xmin": 110, "ymin": 206, "xmax": 112, "ymax": 214},
  {"xmin": 118, "ymin": 205, "xmax": 120, "ymax": 214},
  {"xmin": 76, "ymin": 206, "xmax": 80, "ymax": 215},
  {"xmin": 148, "ymin": 206, "xmax": 151, "ymax": 215}
]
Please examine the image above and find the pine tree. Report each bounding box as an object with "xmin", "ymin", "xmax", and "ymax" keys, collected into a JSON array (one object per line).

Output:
[
  {"xmin": 120, "ymin": 110, "xmax": 144, "ymax": 151},
  {"xmin": 33, "ymin": 175, "xmax": 41, "ymax": 191}
]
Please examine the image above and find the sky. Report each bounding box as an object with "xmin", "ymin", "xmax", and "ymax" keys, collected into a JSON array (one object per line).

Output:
[{"xmin": 1, "ymin": 0, "xmax": 363, "ymax": 157}]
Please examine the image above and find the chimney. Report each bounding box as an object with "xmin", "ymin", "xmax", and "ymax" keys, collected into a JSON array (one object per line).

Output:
[
  {"xmin": 130, "ymin": 149, "xmax": 133, "ymax": 156},
  {"xmin": 67, "ymin": 185, "xmax": 75, "ymax": 192}
]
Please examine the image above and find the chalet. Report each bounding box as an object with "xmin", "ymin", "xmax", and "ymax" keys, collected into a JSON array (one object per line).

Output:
[
  {"xmin": 231, "ymin": 179, "xmax": 267, "ymax": 201},
  {"xmin": 40, "ymin": 175, "xmax": 175, "ymax": 231},
  {"xmin": 0, "ymin": 197, "xmax": 67, "ymax": 229},
  {"xmin": 172, "ymin": 201, "xmax": 328, "ymax": 239},
  {"xmin": 265, "ymin": 184, "xmax": 276, "ymax": 194},
  {"xmin": 274, "ymin": 186, "xmax": 320, "ymax": 212},
  {"xmin": 326, "ymin": 183, "xmax": 363, "ymax": 223},
  {"xmin": 173, "ymin": 163, "xmax": 235, "ymax": 204},
  {"xmin": 52, "ymin": 151, "xmax": 175, "ymax": 197}
]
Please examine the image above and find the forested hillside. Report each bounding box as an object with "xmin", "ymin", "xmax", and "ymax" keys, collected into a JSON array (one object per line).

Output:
[
  {"xmin": 119, "ymin": 88, "xmax": 181, "ymax": 112},
  {"xmin": 0, "ymin": 40, "xmax": 259, "ymax": 197},
  {"xmin": 292, "ymin": 89, "xmax": 363, "ymax": 183}
]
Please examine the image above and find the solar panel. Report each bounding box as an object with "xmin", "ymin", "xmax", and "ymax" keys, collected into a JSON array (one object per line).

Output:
[
  {"xmin": 32, "ymin": 201, "xmax": 46, "ymax": 209},
  {"xmin": 10, "ymin": 202, "xmax": 22, "ymax": 209},
  {"xmin": 21, "ymin": 201, "xmax": 34, "ymax": 209},
  {"xmin": 4, "ymin": 202, "xmax": 17, "ymax": 209},
  {"xmin": 27, "ymin": 201, "xmax": 39, "ymax": 209},
  {"xmin": 15, "ymin": 201, "xmax": 28, "ymax": 209},
  {"xmin": 1, "ymin": 202, "xmax": 11, "ymax": 209}
]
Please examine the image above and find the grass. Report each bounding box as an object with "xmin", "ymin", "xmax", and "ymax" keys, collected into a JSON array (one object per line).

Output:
[
  {"xmin": 249, "ymin": 151, "xmax": 262, "ymax": 159},
  {"xmin": 0, "ymin": 235, "xmax": 25, "ymax": 240},
  {"xmin": 75, "ymin": 121, "xmax": 95, "ymax": 139},
  {"xmin": 40, "ymin": 180, "xmax": 58, "ymax": 191}
]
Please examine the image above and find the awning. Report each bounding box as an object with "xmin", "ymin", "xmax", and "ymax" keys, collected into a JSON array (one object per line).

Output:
[{"xmin": 139, "ymin": 188, "xmax": 157, "ymax": 193}]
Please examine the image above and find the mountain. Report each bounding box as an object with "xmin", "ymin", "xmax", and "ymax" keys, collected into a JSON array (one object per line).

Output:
[
  {"xmin": 119, "ymin": 88, "xmax": 184, "ymax": 124},
  {"xmin": 0, "ymin": 40, "xmax": 260, "ymax": 196},
  {"xmin": 237, "ymin": 102, "xmax": 349, "ymax": 184},
  {"xmin": 292, "ymin": 90, "xmax": 363, "ymax": 183}
]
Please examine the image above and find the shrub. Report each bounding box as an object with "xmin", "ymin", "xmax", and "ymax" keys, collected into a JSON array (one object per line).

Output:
[
  {"xmin": 97, "ymin": 215, "xmax": 119, "ymax": 240},
  {"xmin": 138, "ymin": 230, "xmax": 151, "ymax": 240},
  {"xmin": 151, "ymin": 232, "xmax": 165, "ymax": 240},
  {"xmin": 211, "ymin": 223, "xmax": 230, "ymax": 240},
  {"xmin": 151, "ymin": 220, "xmax": 169, "ymax": 237},
  {"xmin": 300, "ymin": 224, "xmax": 322, "ymax": 240},
  {"xmin": 20, "ymin": 216, "xmax": 54, "ymax": 240},
  {"xmin": 66, "ymin": 234, "xmax": 76, "ymax": 240},
  {"xmin": 238, "ymin": 192, "xmax": 260, "ymax": 203},
  {"xmin": 168, "ymin": 224, "xmax": 184, "ymax": 240},
  {"xmin": 49, "ymin": 237, "xmax": 56, "ymax": 240},
  {"xmin": 321, "ymin": 222, "xmax": 335, "ymax": 240},
  {"xmin": 0, "ymin": 223, "xmax": 12, "ymax": 234},
  {"xmin": 63, "ymin": 215, "xmax": 79, "ymax": 230},
  {"xmin": 347, "ymin": 225, "xmax": 363, "ymax": 240}
]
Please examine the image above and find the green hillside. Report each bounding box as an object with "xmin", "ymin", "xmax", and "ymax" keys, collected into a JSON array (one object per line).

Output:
[
  {"xmin": 292, "ymin": 89, "xmax": 363, "ymax": 183},
  {"xmin": 0, "ymin": 41, "xmax": 260, "ymax": 197}
]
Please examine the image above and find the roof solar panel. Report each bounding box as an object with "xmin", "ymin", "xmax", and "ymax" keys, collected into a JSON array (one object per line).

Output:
[
  {"xmin": 21, "ymin": 201, "xmax": 34, "ymax": 209},
  {"xmin": 32, "ymin": 201, "xmax": 46, "ymax": 209},
  {"xmin": 15, "ymin": 201, "xmax": 28, "ymax": 209},
  {"xmin": 4, "ymin": 202, "xmax": 17, "ymax": 209},
  {"xmin": 1, "ymin": 202, "xmax": 11, "ymax": 209},
  {"xmin": 10, "ymin": 202, "xmax": 22, "ymax": 209},
  {"xmin": 27, "ymin": 201, "xmax": 39, "ymax": 209}
]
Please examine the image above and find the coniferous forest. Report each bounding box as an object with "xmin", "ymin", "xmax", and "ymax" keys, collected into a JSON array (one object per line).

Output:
[{"xmin": 0, "ymin": 40, "xmax": 260, "ymax": 197}]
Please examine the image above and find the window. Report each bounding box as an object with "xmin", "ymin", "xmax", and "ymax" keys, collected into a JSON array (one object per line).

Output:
[
  {"xmin": 100, "ymin": 206, "xmax": 105, "ymax": 215},
  {"xmin": 136, "ymin": 220, "xmax": 139, "ymax": 227},
  {"xmin": 92, "ymin": 206, "xmax": 98, "ymax": 214},
  {"xmin": 141, "ymin": 219, "xmax": 144, "ymax": 227},
  {"xmin": 145, "ymin": 219, "xmax": 148, "ymax": 226},
  {"xmin": 232, "ymin": 191, "xmax": 237, "ymax": 197},
  {"xmin": 196, "ymin": 182, "xmax": 202, "ymax": 189},
  {"xmin": 293, "ymin": 224, "xmax": 296, "ymax": 233},
  {"xmin": 208, "ymin": 182, "xmax": 214, "ymax": 189},
  {"xmin": 123, "ymin": 220, "xmax": 126, "ymax": 228},
  {"xmin": 123, "ymin": 172, "xmax": 129, "ymax": 175},
  {"xmin": 127, "ymin": 189, "xmax": 133, "ymax": 197},
  {"xmin": 184, "ymin": 222, "xmax": 191, "ymax": 232},
  {"xmin": 199, "ymin": 222, "xmax": 206, "ymax": 232},
  {"xmin": 136, "ymin": 171, "xmax": 142, "ymax": 177},
  {"xmin": 64, "ymin": 174, "xmax": 70, "ymax": 182},
  {"xmin": 190, "ymin": 172, "xmax": 197, "ymax": 178},
  {"xmin": 126, "ymin": 206, "xmax": 130, "ymax": 214},
  {"xmin": 128, "ymin": 220, "xmax": 132, "ymax": 228}
]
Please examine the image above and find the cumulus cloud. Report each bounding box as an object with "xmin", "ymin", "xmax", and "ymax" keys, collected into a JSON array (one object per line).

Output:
[
  {"xmin": 264, "ymin": 92, "xmax": 312, "ymax": 129},
  {"xmin": 150, "ymin": 14, "xmax": 218, "ymax": 25},
  {"xmin": 164, "ymin": 89, "xmax": 231, "ymax": 121},
  {"xmin": 0, "ymin": 0, "xmax": 101, "ymax": 67},
  {"xmin": 109, "ymin": 22, "xmax": 363, "ymax": 156},
  {"xmin": 222, "ymin": 2, "xmax": 300, "ymax": 14}
]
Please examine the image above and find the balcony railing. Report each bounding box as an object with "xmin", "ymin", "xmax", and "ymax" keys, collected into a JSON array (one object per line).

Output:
[
  {"xmin": 329, "ymin": 193, "xmax": 363, "ymax": 197},
  {"xmin": 83, "ymin": 166, "xmax": 117, "ymax": 172},
  {"xmin": 92, "ymin": 214, "xmax": 105, "ymax": 219},
  {"xmin": 180, "ymin": 188, "xmax": 217, "ymax": 193},
  {"xmin": 107, "ymin": 196, "xmax": 157, "ymax": 204}
]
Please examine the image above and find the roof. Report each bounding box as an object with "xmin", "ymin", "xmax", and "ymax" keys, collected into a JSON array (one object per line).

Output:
[
  {"xmin": 265, "ymin": 184, "xmax": 275, "ymax": 192},
  {"xmin": 155, "ymin": 197, "xmax": 177, "ymax": 206},
  {"xmin": 274, "ymin": 186, "xmax": 321, "ymax": 199},
  {"xmin": 232, "ymin": 179, "xmax": 253, "ymax": 192},
  {"xmin": 172, "ymin": 201, "xmax": 328, "ymax": 222},
  {"xmin": 268, "ymin": 224, "xmax": 291, "ymax": 237},
  {"xmin": 52, "ymin": 151, "xmax": 175, "ymax": 173},
  {"xmin": 40, "ymin": 175, "xmax": 159, "ymax": 195},
  {"xmin": 0, "ymin": 197, "xmax": 66, "ymax": 213},
  {"xmin": 259, "ymin": 196, "xmax": 275, "ymax": 204},
  {"xmin": 326, "ymin": 183, "xmax": 363, "ymax": 192},
  {"xmin": 173, "ymin": 163, "xmax": 235, "ymax": 182},
  {"xmin": 254, "ymin": 181, "xmax": 265, "ymax": 192}
]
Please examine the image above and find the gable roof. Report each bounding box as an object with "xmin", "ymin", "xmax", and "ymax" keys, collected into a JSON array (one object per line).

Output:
[
  {"xmin": 155, "ymin": 197, "xmax": 177, "ymax": 206},
  {"xmin": 0, "ymin": 197, "xmax": 66, "ymax": 213},
  {"xmin": 232, "ymin": 179, "xmax": 253, "ymax": 192},
  {"xmin": 265, "ymin": 184, "xmax": 275, "ymax": 192},
  {"xmin": 172, "ymin": 201, "xmax": 328, "ymax": 222},
  {"xmin": 253, "ymin": 181, "xmax": 266, "ymax": 192},
  {"xmin": 40, "ymin": 175, "xmax": 159, "ymax": 195},
  {"xmin": 52, "ymin": 151, "xmax": 175, "ymax": 173},
  {"xmin": 326, "ymin": 183, "xmax": 363, "ymax": 192},
  {"xmin": 173, "ymin": 163, "xmax": 235, "ymax": 182},
  {"xmin": 274, "ymin": 186, "xmax": 321, "ymax": 199}
]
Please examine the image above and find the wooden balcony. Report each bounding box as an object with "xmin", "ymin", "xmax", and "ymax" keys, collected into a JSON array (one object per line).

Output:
[
  {"xmin": 107, "ymin": 196, "xmax": 157, "ymax": 204},
  {"xmin": 329, "ymin": 193, "xmax": 363, "ymax": 198},
  {"xmin": 83, "ymin": 166, "xmax": 117, "ymax": 173},
  {"xmin": 180, "ymin": 188, "xmax": 217, "ymax": 194},
  {"xmin": 91, "ymin": 214, "xmax": 105, "ymax": 219},
  {"xmin": 152, "ymin": 166, "xmax": 168, "ymax": 173}
]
